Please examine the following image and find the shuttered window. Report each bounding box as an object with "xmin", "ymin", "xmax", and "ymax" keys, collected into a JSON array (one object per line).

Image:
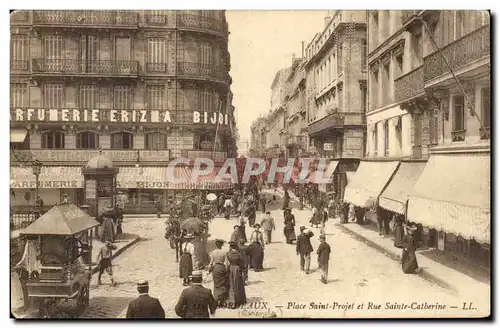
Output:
[
  {"xmin": 43, "ymin": 84, "xmax": 64, "ymax": 108},
  {"xmin": 113, "ymin": 85, "xmax": 131, "ymax": 109}
]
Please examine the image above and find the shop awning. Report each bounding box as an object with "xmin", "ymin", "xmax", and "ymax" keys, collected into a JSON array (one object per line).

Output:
[
  {"xmin": 117, "ymin": 167, "xmax": 169, "ymax": 189},
  {"xmin": 343, "ymin": 161, "xmax": 399, "ymax": 208},
  {"xmin": 407, "ymin": 154, "xmax": 490, "ymax": 244},
  {"xmin": 10, "ymin": 166, "xmax": 84, "ymax": 189},
  {"xmin": 10, "ymin": 129, "xmax": 28, "ymax": 143},
  {"xmin": 379, "ymin": 162, "xmax": 426, "ymax": 215}
]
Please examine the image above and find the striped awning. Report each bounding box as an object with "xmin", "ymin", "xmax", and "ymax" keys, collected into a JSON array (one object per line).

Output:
[
  {"xmin": 117, "ymin": 167, "xmax": 169, "ymax": 189},
  {"xmin": 407, "ymin": 153, "xmax": 490, "ymax": 244},
  {"xmin": 379, "ymin": 162, "xmax": 426, "ymax": 215},
  {"xmin": 10, "ymin": 129, "xmax": 28, "ymax": 143},
  {"xmin": 343, "ymin": 161, "xmax": 399, "ymax": 208},
  {"xmin": 10, "ymin": 166, "xmax": 84, "ymax": 189}
]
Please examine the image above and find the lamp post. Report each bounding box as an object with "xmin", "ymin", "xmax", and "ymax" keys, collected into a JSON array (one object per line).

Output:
[{"xmin": 32, "ymin": 159, "xmax": 42, "ymax": 202}]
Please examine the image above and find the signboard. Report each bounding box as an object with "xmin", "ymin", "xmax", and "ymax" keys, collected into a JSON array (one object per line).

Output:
[
  {"xmin": 97, "ymin": 178, "xmax": 113, "ymax": 197},
  {"xmin": 86, "ymin": 180, "xmax": 96, "ymax": 199},
  {"xmin": 14, "ymin": 149, "xmax": 170, "ymax": 163},
  {"xmin": 11, "ymin": 108, "xmax": 230, "ymax": 126},
  {"xmin": 10, "ymin": 180, "xmax": 84, "ymax": 189},
  {"xmin": 323, "ymin": 143, "xmax": 334, "ymax": 151},
  {"xmin": 140, "ymin": 150, "xmax": 170, "ymax": 162}
]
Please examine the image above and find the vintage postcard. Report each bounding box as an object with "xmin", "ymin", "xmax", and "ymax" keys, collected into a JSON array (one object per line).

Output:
[{"xmin": 9, "ymin": 9, "xmax": 490, "ymax": 319}]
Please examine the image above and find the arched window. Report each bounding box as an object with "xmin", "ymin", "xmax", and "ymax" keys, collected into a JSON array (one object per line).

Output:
[
  {"xmin": 194, "ymin": 133, "xmax": 214, "ymax": 150},
  {"xmin": 145, "ymin": 133, "xmax": 167, "ymax": 150},
  {"xmin": 41, "ymin": 131, "xmax": 65, "ymax": 149},
  {"xmin": 111, "ymin": 132, "xmax": 133, "ymax": 149},
  {"xmin": 76, "ymin": 131, "xmax": 99, "ymax": 149}
]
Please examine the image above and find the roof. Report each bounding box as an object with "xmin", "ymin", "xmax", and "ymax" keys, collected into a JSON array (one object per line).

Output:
[{"xmin": 21, "ymin": 203, "xmax": 100, "ymax": 236}]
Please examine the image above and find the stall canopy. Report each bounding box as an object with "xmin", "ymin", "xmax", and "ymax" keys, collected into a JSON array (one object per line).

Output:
[
  {"xmin": 343, "ymin": 161, "xmax": 399, "ymax": 208},
  {"xmin": 10, "ymin": 129, "xmax": 28, "ymax": 143},
  {"xmin": 21, "ymin": 203, "xmax": 99, "ymax": 236},
  {"xmin": 10, "ymin": 166, "xmax": 84, "ymax": 189},
  {"xmin": 407, "ymin": 153, "xmax": 490, "ymax": 244},
  {"xmin": 379, "ymin": 162, "xmax": 426, "ymax": 215}
]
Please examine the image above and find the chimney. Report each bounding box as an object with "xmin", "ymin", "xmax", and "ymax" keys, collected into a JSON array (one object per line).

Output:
[
  {"xmin": 292, "ymin": 52, "xmax": 296, "ymax": 59},
  {"xmin": 324, "ymin": 16, "xmax": 331, "ymax": 28},
  {"xmin": 301, "ymin": 41, "xmax": 305, "ymax": 58}
]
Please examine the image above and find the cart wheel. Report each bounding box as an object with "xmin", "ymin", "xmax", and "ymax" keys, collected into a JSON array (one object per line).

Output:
[
  {"xmin": 169, "ymin": 238, "xmax": 176, "ymax": 249},
  {"xmin": 77, "ymin": 284, "xmax": 89, "ymax": 309}
]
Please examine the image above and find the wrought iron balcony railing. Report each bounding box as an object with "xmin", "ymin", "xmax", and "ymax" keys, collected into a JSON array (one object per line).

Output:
[
  {"xmin": 145, "ymin": 11, "xmax": 168, "ymax": 25},
  {"xmin": 424, "ymin": 24, "xmax": 490, "ymax": 82},
  {"xmin": 395, "ymin": 65, "xmax": 424, "ymax": 103},
  {"xmin": 177, "ymin": 62, "xmax": 227, "ymax": 82},
  {"xmin": 177, "ymin": 14, "xmax": 227, "ymax": 36},
  {"xmin": 32, "ymin": 59, "xmax": 140, "ymax": 76},
  {"xmin": 10, "ymin": 60, "xmax": 29, "ymax": 71},
  {"xmin": 33, "ymin": 10, "xmax": 139, "ymax": 27},
  {"xmin": 146, "ymin": 62, "xmax": 167, "ymax": 73}
]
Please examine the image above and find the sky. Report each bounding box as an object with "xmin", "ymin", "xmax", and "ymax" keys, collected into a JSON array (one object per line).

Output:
[{"xmin": 226, "ymin": 10, "xmax": 328, "ymax": 144}]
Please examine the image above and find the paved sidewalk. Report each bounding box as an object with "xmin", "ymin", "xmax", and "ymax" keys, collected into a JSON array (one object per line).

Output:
[{"xmin": 337, "ymin": 221, "xmax": 490, "ymax": 297}]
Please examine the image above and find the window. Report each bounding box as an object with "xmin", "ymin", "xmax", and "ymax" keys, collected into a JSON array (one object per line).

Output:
[
  {"xmin": 114, "ymin": 37, "xmax": 131, "ymax": 61},
  {"xmin": 361, "ymin": 86, "xmax": 367, "ymax": 112},
  {"xmin": 337, "ymin": 43, "xmax": 343, "ymax": 73},
  {"xmin": 42, "ymin": 35, "xmax": 62, "ymax": 59},
  {"xmin": 76, "ymin": 131, "xmax": 99, "ymax": 149},
  {"xmin": 11, "ymin": 84, "xmax": 28, "ymax": 107},
  {"xmin": 395, "ymin": 55, "xmax": 403, "ymax": 79},
  {"xmin": 452, "ymin": 95, "xmax": 465, "ymax": 131},
  {"xmin": 429, "ymin": 109, "xmax": 439, "ymax": 145},
  {"xmin": 41, "ymin": 131, "xmax": 65, "ymax": 149},
  {"xmin": 454, "ymin": 11, "xmax": 465, "ymax": 40},
  {"xmin": 200, "ymin": 89, "xmax": 214, "ymax": 111},
  {"xmin": 111, "ymin": 132, "xmax": 133, "ymax": 149},
  {"xmin": 411, "ymin": 33, "xmax": 423, "ymax": 68},
  {"xmin": 413, "ymin": 113, "xmax": 422, "ymax": 146},
  {"xmin": 383, "ymin": 63, "xmax": 390, "ymax": 105},
  {"xmin": 338, "ymin": 85, "xmax": 343, "ymax": 109},
  {"xmin": 79, "ymin": 36, "xmax": 98, "ymax": 62},
  {"xmin": 384, "ymin": 120, "xmax": 389, "ymax": 156},
  {"xmin": 11, "ymin": 35, "xmax": 28, "ymax": 69},
  {"xmin": 113, "ymin": 85, "xmax": 131, "ymax": 109},
  {"xmin": 43, "ymin": 84, "xmax": 64, "ymax": 108},
  {"xmin": 147, "ymin": 85, "xmax": 165, "ymax": 109},
  {"xmin": 194, "ymin": 133, "xmax": 214, "ymax": 150},
  {"xmin": 147, "ymin": 38, "xmax": 165, "ymax": 70},
  {"xmin": 145, "ymin": 133, "xmax": 167, "ymax": 150},
  {"xmin": 327, "ymin": 58, "xmax": 331, "ymax": 85},
  {"xmin": 481, "ymin": 87, "xmax": 491, "ymax": 128},
  {"xmin": 200, "ymin": 42, "xmax": 212, "ymax": 68},
  {"xmin": 79, "ymin": 85, "xmax": 98, "ymax": 109},
  {"xmin": 361, "ymin": 39, "xmax": 367, "ymax": 70},
  {"xmin": 373, "ymin": 124, "xmax": 378, "ymax": 155}
]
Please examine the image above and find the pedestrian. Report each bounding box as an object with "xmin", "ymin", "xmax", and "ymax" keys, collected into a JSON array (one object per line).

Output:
[
  {"xmin": 179, "ymin": 234, "xmax": 195, "ymax": 286},
  {"xmin": 283, "ymin": 208, "xmax": 297, "ymax": 244},
  {"xmin": 100, "ymin": 206, "xmax": 115, "ymax": 243},
  {"xmin": 226, "ymin": 242, "xmax": 247, "ymax": 309},
  {"xmin": 155, "ymin": 196, "xmax": 163, "ymax": 218},
  {"xmin": 402, "ymin": 225, "xmax": 419, "ymax": 274},
  {"xmin": 175, "ymin": 270, "xmax": 217, "ymax": 318},
  {"xmin": 282, "ymin": 189, "xmax": 290, "ymax": 210},
  {"xmin": 35, "ymin": 195, "xmax": 44, "ymax": 208},
  {"xmin": 224, "ymin": 197, "xmax": 233, "ymax": 220},
  {"xmin": 115, "ymin": 204, "xmax": 124, "ymax": 236},
  {"xmin": 260, "ymin": 195, "xmax": 267, "ymax": 213},
  {"xmin": 230, "ymin": 225, "xmax": 242, "ymax": 244},
  {"xmin": 126, "ymin": 280, "xmax": 165, "ymax": 319},
  {"xmin": 208, "ymin": 239, "xmax": 229, "ymax": 307},
  {"xmin": 393, "ymin": 215, "xmax": 405, "ymax": 249},
  {"xmin": 238, "ymin": 218, "xmax": 247, "ymax": 243},
  {"xmin": 316, "ymin": 235, "xmax": 331, "ymax": 284},
  {"xmin": 296, "ymin": 226, "xmax": 314, "ymax": 274},
  {"xmin": 218, "ymin": 193, "xmax": 225, "ymax": 216},
  {"xmin": 97, "ymin": 240, "xmax": 117, "ymax": 286},
  {"xmin": 260, "ymin": 211, "xmax": 275, "ymax": 244},
  {"xmin": 249, "ymin": 224, "xmax": 265, "ymax": 272},
  {"xmin": 238, "ymin": 239, "xmax": 250, "ymax": 285},
  {"xmin": 327, "ymin": 197, "xmax": 336, "ymax": 219},
  {"xmin": 320, "ymin": 209, "xmax": 328, "ymax": 235},
  {"xmin": 246, "ymin": 201, "xmax": 257, "ymax": 227}
]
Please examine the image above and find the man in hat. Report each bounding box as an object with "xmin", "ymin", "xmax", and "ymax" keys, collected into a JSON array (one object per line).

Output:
[
  {"xmin": 260, "ymin": 211, "xmax": 275, "ymax": 244},
  {"xmin": 230, "ymin": 225, "xmax": 242, "ymax": 244},
  {"xmin": 296, "ymin": 226, "xmax": 314, "ymax": 274},
  {"xmin": 96, "ymin": 240, "xmax": 117, "ymax": 286},
  {"xmin": 316, "ymin": 235, "xmax": 331, "ymax": 284},
  {"xmin": 249, "ymin": 223, "xmax": 265, "ymax": 271},
  {"xmin": 126, "ymin": 280, "xmax": 165, "ymax": 318},
  {"xmin": 175, "ymin": 270, "xmax": 217, "ymax": 319}
]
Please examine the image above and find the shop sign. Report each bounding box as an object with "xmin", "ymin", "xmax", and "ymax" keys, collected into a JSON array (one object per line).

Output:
[
  {"xmin": 193, "ymin": 111, "xmax": 229, "ymax": 125},
  {"xmin": 139, "ymin": 150, "xmax": 170, "ymax": 162},
  {"xmin": 85, "ymin": 180, "xmax": 96, "ymax": 199},
  {"xmin": 15, "ymin": 150, "xmax": 170, "ymax": 163},
  {"xmin": 323, "ymin": 143, "xmax": 334, "ymax": 151},
  {"xmin": 10, "ymin": 180, "xmax": 83, "ymax": 189}
]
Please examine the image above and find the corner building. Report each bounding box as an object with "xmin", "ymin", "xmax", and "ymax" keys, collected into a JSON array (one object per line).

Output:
[{"xmin": 10, "ymin": 10, "xmax": 235, "ymax": 214}]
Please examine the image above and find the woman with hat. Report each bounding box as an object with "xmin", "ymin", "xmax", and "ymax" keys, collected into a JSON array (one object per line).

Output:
[
  {"xmin": 283, "ymin": 208, "xmax": 296, "ymax": 244},
  {"xmin": 226, "ymin": 241, "xmax": 247, "ymax": 308},
  {"xmin": 401, "ymin": 224, "xmax": 419, "ymax": 274},
  {"xmin": 249, "ymin": 223, "xmax": 265, "ymax": 272},
  {"xmin": 208, "ymin": 239, "xmax": 229, "ymax": 307},
  {"xmin": 100, "ymin": 205, "xmax": 116, "ymax": 243},
  {"xmin": 179, "ymin": 233, "xmax": 195, "ymax": 286}
]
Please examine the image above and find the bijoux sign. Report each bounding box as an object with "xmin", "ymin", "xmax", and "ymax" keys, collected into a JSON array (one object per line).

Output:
[{"xmin": 11, "ymin": 109, "xmax": 229, "ymax": 125}]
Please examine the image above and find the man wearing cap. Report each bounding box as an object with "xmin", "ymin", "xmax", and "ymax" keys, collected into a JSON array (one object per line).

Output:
[
  {"xmin": 175, "ymin": 270, "xmax": 217, "ymax": 319},
  {"xmin": 260, "ymin": 211, "xmax": 275, "ymax": 244},
  {"xmin": 249, "ymin": 223, "xmax": 265, "ymax": 271},
  {"xmin": 126, "ymin": 280, "xmax": 165, "ymax": 319},
  {"xmin": 96, "ymin": 240, "xmax": 117, "ymax": 286},
  {"xmin": 316, "ymin": 235, "xmax": 331, "ymax": 284},
  {"xmin": 296, "ymin": 226, "xmax": 314, "ymax": 274}
]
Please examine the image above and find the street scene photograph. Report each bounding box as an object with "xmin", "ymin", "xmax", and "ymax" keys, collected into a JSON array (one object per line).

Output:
[{"xmin": 9, "ymin": 9, "xmax": 491, "ymax": 319}]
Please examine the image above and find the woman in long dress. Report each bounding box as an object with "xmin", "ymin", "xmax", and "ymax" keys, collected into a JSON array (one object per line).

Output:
[
  {"xmin": 402, "ymin": 225, "xmax": 419, "ymax": 274},
  {"xmin": 283, "ymin": 209, "xmax": 296, "ymax": 244},
  {"xmin": 393, "ymin": 215, "xmax": 405, "ymax": 249},
  {"xmin": 249, "ymin": 224, "xmax": 265, "ymax": 271},
  {"xmin": 208, "ymin": 239, "xmax": 229, "ymax": 307},
  {"xmin": 226, "ymin": 242, "xmax": 247, "ymax": 308},
  {"xmin": 179, "ymin": 234, "xmax": 194, "ymax": 286}
]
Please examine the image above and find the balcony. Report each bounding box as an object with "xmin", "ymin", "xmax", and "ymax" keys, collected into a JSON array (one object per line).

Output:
[
  {"xmin": 395, "ymin": 65, "xmax": 424, "ymax": 103},
  {"xmin": 33, "ymin": 10, "xmax": 139, "ymax": 28},
  {"xmin": 286, "ymin": 135, "xmax": 307, "ymax": 148},
  {"xmin": 177, "ymin": 62, "xmax": 228, "ymax": 84},
  {"xmin": 145, "ymin": 11, "xmax": 168, "ymax": 25},
  {"xmin": 424, "ymin": 25, "xmax": 490, "ymax": 82},
  {"xmin": 146, "ymin": 62, "xmax": 167, "ymax": 73},
  {"xmin": 308, "ymin": 111, "xmax": 364, "ymax": 136},
  {"xmin": 10, "ymin": 60, "xmax": 29, "ymax": 72},
  {"xmin": 177, "ymin": 14, "xmax": 228, "ymax": 38},
  {"xmin": 31, "ymin": 59, "xmax": 140, "ymax": 77},
  {"xmin": 182, "ymin": 150, "xmax": 227, "ymax": 164},
  {"xmin": 10, "ymin": 10, "xmax": 29, "ymax": 24}
]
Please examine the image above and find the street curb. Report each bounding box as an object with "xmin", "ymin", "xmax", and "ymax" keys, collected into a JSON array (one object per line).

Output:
[
  {"xmin": 336, "ymin": 223, "xmax": 458, "ymax": 294},
  {"xmin": 91, "ymin": 235, "xmax": 140, "ymax": 275}
]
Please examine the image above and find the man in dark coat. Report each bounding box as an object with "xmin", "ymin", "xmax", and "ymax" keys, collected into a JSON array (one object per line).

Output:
[
  {"xmin": 175, "ymin": 271, "xmax": 217, "ymax": 319},
  {"xmin": 316, "ymin": 235, "xmax": 331, "ymax": 284},
  {"xmin": 296, "ymin": 226, "xmax": 314, "ymax": 274},
  {"xmin": 126, "ymin": 280, "xmax": 165, "ymax": 319}
]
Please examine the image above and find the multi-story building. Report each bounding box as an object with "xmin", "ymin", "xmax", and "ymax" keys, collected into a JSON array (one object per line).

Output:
[
  {"xmin": 10, "ymin": 10, "xmax": 236, "ymax": 214},
  {"xmin": 304, "ymin": 10, "xmax": 367, "ymax": 198},
  {"xmin": 265, "ymin": 67, "xmax": 290, "ymax": 155},
  {"xmin": 249, "ymin": 116, "xmax": 268, "ymax": 156}
]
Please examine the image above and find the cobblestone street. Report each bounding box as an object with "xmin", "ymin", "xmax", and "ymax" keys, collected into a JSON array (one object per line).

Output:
[{"xmin": 81, "ymin": 198, "xmax": 489, "ymax": 318}]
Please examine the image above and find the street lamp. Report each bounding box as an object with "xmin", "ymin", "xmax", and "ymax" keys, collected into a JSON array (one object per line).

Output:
[{"xmin": 32, "ymin": 159, "xmax": 42, "ymax": 201}]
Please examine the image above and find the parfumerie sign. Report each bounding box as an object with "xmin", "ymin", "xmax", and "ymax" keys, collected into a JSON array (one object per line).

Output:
[
  {"xmin": 15, "ymin": 149, "xmax": 170, "ymax": 162},
  {"xmin": 12, "ymin": 109, "xmax": 230, "ymax": 125},
  {"xmin": 10, "ymin": 180, "xmax": 83, "ymax": 188}
]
